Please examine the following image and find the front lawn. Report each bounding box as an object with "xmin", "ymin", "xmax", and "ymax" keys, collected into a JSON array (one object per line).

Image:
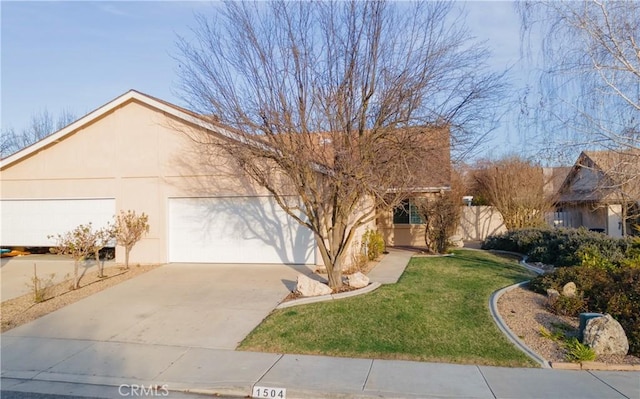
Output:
[{"xmin": 239, "ymin": 250, "xmax": 537, "ymax": 367}]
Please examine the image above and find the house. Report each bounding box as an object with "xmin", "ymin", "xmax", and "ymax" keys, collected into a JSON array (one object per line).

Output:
[
  {"xmin": 377, "ymin": 127, "xmax": 451, "ymax": 247},
  {"xmin": 554, "ymin": 150, "xmax": 640, "ymax": 237},
  {"xmin": 1, "ymin": 90, "xmax": 451, "ymax": 264}
]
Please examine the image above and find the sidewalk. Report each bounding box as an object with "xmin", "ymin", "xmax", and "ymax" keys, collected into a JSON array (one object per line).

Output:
[
  {"xmin": 367, "ymin": 247, "xmax": 413, "ymax": 284},
  {"xmin": 2, "ymin": 249, "xmax": 639, "ymax": 399},
  {"xmin": 2, "ymin": 341, "xmax": 638, "ymax": 399}
]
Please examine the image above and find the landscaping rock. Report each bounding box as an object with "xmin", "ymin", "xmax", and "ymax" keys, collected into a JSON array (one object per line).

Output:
[
  {"xmin": 546, "ymin": 288, "xmax": 560, "ymax": 306},
  {"xmin": 295, "ymin": 274, "xmax": 332, "ymax": 297},
  {"xmin": 562, "ymin": 282, "xmax": 577, "ymax": 297},
  {"xmin": 346, "ymin": 272, "xmax": 369, "ymax": 288},
  {"xmin": 583, "ymin": 314, "xmax": 629, "ymax": 356},
  {"xmin": 449, "ymin": 235, "xmax": 464, "ymax": 248}
]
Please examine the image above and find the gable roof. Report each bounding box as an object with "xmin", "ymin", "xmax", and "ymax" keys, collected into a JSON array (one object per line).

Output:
[
  {"xmin": 557, "ymin": 149, "xmax": 640, "ymax": 203},
  {"xmin": 0, "ymin": 90, "xmax": 237, "ymax": 170},
  {"xmin": 1, "ymin": 90, "xmax": 451, "ymax": 191}
]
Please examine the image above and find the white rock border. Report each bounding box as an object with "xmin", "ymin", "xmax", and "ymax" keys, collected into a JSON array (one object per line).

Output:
[{"xmin": 276, "ymin": 282, "xmax": 382, "ymax": 309}]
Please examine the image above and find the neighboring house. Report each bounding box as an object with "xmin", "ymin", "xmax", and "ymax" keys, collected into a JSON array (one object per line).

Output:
[
  {"xmin": 554, "ymin": 150, "xmax": 640, "ymax": 237},
  {"xmin": 1, "ymin": 90, "xmax": 452, "ymax": 264}
]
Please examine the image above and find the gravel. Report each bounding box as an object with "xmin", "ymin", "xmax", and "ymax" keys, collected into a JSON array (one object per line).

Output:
[
  {"xmin": 498, "ymin": 286, "xmax": 640, "ymax": 365},
  {"xmin": 1, "ymin": 264, "xmax": 160, "ymax": 333}
]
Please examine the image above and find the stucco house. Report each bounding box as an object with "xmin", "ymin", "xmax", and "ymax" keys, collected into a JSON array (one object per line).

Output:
[
  {"xmin": 1, "ymin": 90, "xmax": 451, "ymax": 265},
  {"xmin": 554, "ymin": 150, "xmax": 640, "ymax": 237}
]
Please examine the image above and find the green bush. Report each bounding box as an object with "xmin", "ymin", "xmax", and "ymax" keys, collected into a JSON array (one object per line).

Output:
[
  {"xmin": 362, "ymin": 228, "xmax": 385, "ymax": 261},
  {"xmin": 482, "ymin": 227, "xmax": 632, "ymax": 267},
  {"xmin": 488, "ymin": 227, "xmax": 639, "ymax": 355},
  {"xmin": 564, "ymin": 338, "xmax": 597, "ymax": 362},
  {"xmin": 530, "ymin": 265, "xmax": 640, "ymax": 356},
  {"xmin": 551, "ymin": 295, "xmax": 587, "ymax": 316}
]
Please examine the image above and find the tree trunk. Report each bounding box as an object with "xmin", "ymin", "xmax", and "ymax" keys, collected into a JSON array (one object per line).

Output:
[
  {"xmin": 316, "ymin": 235, "xmax": 344, "ymax": 289},
  {"xmin": 327, "ymin": 265, "xmax": 342, "ymax": 289},
  {"xmin": 95, "ymin": 249, "xmax": 104, "ymax": 277},
  {"xmin": 73, "ymin": 260, "xmax": 79, "ymax": 289},
  {"xmin": 125, "ymin": 247, "xmax": 131, "ymax": 269}
]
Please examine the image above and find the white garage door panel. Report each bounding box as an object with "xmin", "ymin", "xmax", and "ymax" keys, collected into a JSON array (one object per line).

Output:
[
  {"xmin": 169, "ymin": 197, "xmax": 315, "ymax": 264},
  {"xmin": 1, "ymin": 199, "xmax": 115, "ymax": 247}
]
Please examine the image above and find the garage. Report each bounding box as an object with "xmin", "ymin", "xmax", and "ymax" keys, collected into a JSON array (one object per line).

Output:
[
  {"xmin": 168, "ymin": 197, "xmax": 316, "ymax": 264},
  {"xmin": 0, "ymin": 198, "xmax": 115, "ymax": 247}
]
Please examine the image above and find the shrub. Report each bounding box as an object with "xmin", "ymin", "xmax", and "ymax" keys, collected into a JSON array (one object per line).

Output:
[
  {"xmin": 362, "ymin": 228, "xmax": 385, "ymax": 261},
  {"xmin": 29, "ymin": 264, "xmax": 57, "ymax": 303},
  {"xmin": 564, "ymin": 338, "xmax": 597, "ymax": 362},
  {"xmin": 482, "ymin": 227, "xmax": 632, "ymax": 267},
  {"xmin": 551, "ymin": 295, "xmax": 586, "ymax": 316},
  {"xmin": 49, "ymin": 223, "xmax": 106, "ymax": 289},
  {"xmin": 490, "ymin": 227, "xmax": 639, "ymax": 355},
  {"xmin": 530, "ymin": 264, "xmax": 640, "ymax": 356}
]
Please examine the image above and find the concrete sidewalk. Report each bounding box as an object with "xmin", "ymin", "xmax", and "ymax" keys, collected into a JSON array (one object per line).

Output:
[
  {"xmin": 2, "ymin": 340, "xmax": 638, "ymax": 399},
  {"xmin": 367, "ymin": 248, "xmax": 413, "ymax": 284}
]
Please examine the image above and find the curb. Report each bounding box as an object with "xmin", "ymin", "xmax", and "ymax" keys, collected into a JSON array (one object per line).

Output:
[
  {"xmin": 276, "ymin": 282, "xmax": 382, "ymax": 309},
  {"xmin": 487, "ymin": 250, "xmax": 546, "ymax": 275},
  {"xmin": 489, "ymin": 281, "xmax": 551, "ymax": 368},
  {"xmin": 550, "ymin": 361, "xmax": 640, "ymax": 371}
]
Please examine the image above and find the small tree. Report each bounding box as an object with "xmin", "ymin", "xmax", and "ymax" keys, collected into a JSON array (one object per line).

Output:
[
  {"xmin": 49, "ymin": 223, "xmax": 96, "ymax": 289},
  {"xmin": 113, "ymin": 210, "xmax": 149, "ymax": 269},
  {"xmin": 414, "ymin": 170, "xmax": 465, "ymax": 253},
  {"xmin": 91, "ymin": 226, "xmax": 114, "ymax": 277}
]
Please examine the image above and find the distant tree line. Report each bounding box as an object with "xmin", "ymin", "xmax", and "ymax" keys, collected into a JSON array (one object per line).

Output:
[{"xmin": 1, "ymin": 109, "xmax": 76, "ymax": 158}]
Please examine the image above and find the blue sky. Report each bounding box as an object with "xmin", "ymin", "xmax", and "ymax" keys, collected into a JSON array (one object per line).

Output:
[{"xmin": 1, "ymin": 1, "xmax": 533, "ymax": 159}]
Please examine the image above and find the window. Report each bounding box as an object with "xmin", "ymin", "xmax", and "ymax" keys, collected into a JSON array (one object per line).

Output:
[{"xmin": 392, "ymin": 200, "xmax": 424, "ymax": 225}]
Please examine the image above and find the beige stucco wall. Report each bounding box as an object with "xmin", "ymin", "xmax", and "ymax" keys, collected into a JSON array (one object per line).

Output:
[
  {"xmin": 0, "ymin": 100, "xmax": 265, "ymax": 264},
  {"xmin": 379, "ymin": 205, "xmax": 507, "ymax": 246},
  {"xmin": 457, "ymin": 206, "xmax": 507, "ymax": 241},
  {"xmin": 378, "ymin": 212, "xmax": 426, "ymax": 247}
]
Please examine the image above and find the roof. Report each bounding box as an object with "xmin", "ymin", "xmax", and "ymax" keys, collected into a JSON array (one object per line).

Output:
[
  {"xmin": 0, "ymin": 90, "xmax": 241, "ymax": 170},
  {"xmin": 1, "ymin": 90, "xmax": 451, "ymax": 190},
  {"xmin": 557, "ymin": 149, "xmax": 640, "ymax": 204},
  {"xmin": 543, "ymin": 166, "xmax": 571, "ymax": 197}
]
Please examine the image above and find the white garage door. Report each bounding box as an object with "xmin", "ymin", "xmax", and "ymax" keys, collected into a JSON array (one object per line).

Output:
[
  {"xmin": 168, "ymin": 197, "xmax": 315, "ymax": 264},
  {"xmin": 1, "ymin": 198, "xmax": 115, "ymax": 247}
]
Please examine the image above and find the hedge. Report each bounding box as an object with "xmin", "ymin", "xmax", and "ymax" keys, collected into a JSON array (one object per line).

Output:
[{"xmin": 481, "ymin": 227, "xmax": 633, "ymax": 267}]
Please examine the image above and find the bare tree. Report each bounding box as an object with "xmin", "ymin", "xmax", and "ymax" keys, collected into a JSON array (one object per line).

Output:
[
  {"xmin": 1, "ymin": 108, "xmax": 76, "ymax": 158},
  {"xmin": 517, "ymin": 1, "xmax": 640, "ymax": 156},
  {"xmin": 414, "ymin": 169, "xmax": 465, "ymax": 253},
  {"xmin": 0, "ymin": 127, "xmax": 19, "ymax": 158},
  {"xmin": 113, "ymin": 210, "xmax": 150, "ymax": 269},
  {"xmin": 472, "ymin": 157, "xmax": 555, "ymax": 231},
  {"xmin": 176, "ymin": 1, "xmax": 506, "ymax": 288}
]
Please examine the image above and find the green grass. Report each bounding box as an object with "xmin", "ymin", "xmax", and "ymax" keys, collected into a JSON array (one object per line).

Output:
[{"xmin": 239, "ymin": 250, "xmax": 537, "ymax": 367}]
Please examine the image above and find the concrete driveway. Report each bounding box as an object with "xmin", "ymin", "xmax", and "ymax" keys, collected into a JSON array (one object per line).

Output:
[{"xmin": 2, "ymin": 262, "xmax": 312, "ymax": 349}]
